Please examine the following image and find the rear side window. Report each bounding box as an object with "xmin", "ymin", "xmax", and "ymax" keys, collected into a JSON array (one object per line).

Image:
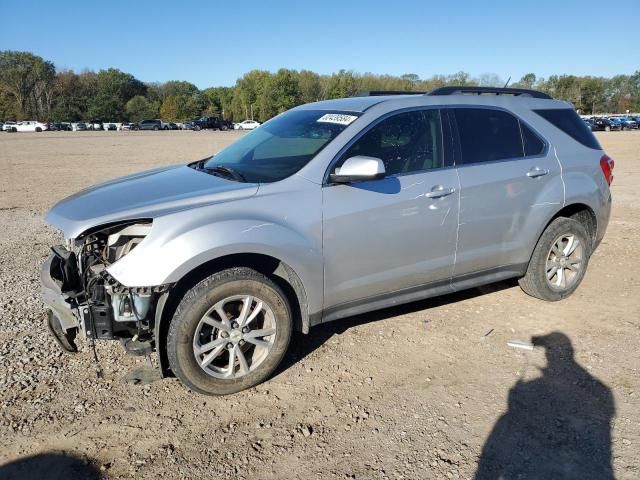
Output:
[
  {"xmin": 533, "ymin": 109, "xmax": 601, "ymax": 150},
  {"xmin": 453, "ymin": 108, "xmax": 524, "ymax": 164},
  {"xmin": 521, "ymin": 123, "xmax": 545, "ymax": 156}
]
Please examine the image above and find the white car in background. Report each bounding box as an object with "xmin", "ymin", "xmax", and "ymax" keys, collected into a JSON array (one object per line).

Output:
[
  {"xmin": 3, "ymin": 121, "xmax": 18, "ymax": 132},
  {"xmin": 234, "ymin": 119, "xmax": 261, "ymax": 130},
  {"xmin": 15, "ymin": 120, "xmax": 49, "ymax": 132}
]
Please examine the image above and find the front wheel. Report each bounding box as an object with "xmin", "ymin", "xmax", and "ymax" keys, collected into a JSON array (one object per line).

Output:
[
  {"xmin": 167, "ymin": 267, "xmax": 292, "ymax": 395},
  {"xmin": 519, "ymin": 217, "xmax": 591, "ymax": 301}
]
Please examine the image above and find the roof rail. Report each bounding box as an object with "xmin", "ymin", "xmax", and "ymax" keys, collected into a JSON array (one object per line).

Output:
[
  {"xmin": 353, "ymin": 90, "xmax": 427, "ymax": 97},
  {"xmin": 428, "ymin": 86, "xmax": 552, "ymax": 100}
]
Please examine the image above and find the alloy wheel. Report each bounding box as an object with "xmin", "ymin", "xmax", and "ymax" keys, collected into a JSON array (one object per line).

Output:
[{"xmin": 192, "ymin": 295, "xmax": 277, "ymax": 379}]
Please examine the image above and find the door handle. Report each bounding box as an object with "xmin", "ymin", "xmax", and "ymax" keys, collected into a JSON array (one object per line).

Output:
[
  {"xmin": 526, "ymin": 167, "xmax": 550, "ymax": 178},
  {"xmin": 426, "ymin": 186, "xmax": 455, "ymax": 199}
]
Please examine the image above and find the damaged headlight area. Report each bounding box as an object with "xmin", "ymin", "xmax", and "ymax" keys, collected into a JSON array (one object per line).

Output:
[{"xmin": 45, "ymin": 220, "xmax": 171, "ymax": 355}]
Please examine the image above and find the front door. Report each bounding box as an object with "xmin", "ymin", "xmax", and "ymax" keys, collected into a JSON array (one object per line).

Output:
[{"xmin": 322, "ymin": 109, "xmax": 459, "ymax": 310}]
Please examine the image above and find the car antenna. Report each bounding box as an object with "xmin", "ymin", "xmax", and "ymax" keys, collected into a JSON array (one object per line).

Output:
[{"xmin": 503, "ymin": 76, "xmax": 511, "ymax": 88}]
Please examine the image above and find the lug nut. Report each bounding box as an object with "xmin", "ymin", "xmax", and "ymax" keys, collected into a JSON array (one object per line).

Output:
[
  {"xmin": 239, "ymin": 339, "xmax": 245, "ymax": 346},
  {"xmin": 242, "ymin": 327, "xmax": 249, "ymax": 334},
  {"xmin": 220, "ymin": 331, "xmax": 229, "ymax": 338},
  {"xmin": 226, "ymin": 343, "xmax": 233, "ymax": 349},
  {"xmin": 232, "ymin": 322, "xmax": 239, "ymax": 329}
]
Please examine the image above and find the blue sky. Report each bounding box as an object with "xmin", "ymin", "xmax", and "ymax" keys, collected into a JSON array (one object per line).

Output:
[{"xmin": 2, "ymin": 0, "xmax": 638, "ymax": 88}]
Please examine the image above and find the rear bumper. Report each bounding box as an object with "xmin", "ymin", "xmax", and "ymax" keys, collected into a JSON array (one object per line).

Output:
[{"xmin": 594, "ymin": 192, "xmax": 612, "ymax": 251}]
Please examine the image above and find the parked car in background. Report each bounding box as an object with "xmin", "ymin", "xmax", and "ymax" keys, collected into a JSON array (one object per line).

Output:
[
  {"xmin": 234, "ymin": 119, "xmax": 261, "ymax": 130},
  {"xmin": 41, "ymin": 86, "xmax": 613, "ymax": 396},
  {"xmin": 590, "ymin": 118, "xmax": 619, "ymax": 132},
  {"xmin": 74, "ymin": 122, "xmax": 88, "ymax": 131},
  {"xmin": 104, "ymin": 123, "xmax": 118, "ymax": 131},
  {"xmin": 168, "ymin": 122, "xmax": 179, "ymax": 130},
  {"xmin": 2, "ymin": 121, "xmax": 17, "ymax": 132},
  {"xmin": 15, "ymin": 120, "xmax": 49, "ymax": 132},
  {"xmin": 88, "ymin": 120, "xmax": 103, "ymax": 131},
  {"xmin": 138, "ymin": 119, "xmax": 166, "ymax": 130},
  {"xmin": 184, "ymin": 116, "xmax": 233, "ymax": 131},
  {"xmin": 121, "ymin": 123, "xmax": 136, "ymax": 131},
  {"xmin": 582, "ymin": 118, "xmax": 594, "ymax": 131},
  {"xmin": 618, "ymin": 117, "xmax": 638, "ymax": 130},
  {"xmin": 49, "ymin": 122, "xmax": 72, "ymax": 131},
  {"xmin": 608, "ymin": 118, "xmax": 626, "ymax": 130}
]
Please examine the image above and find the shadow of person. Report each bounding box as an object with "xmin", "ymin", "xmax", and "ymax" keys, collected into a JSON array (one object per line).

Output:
[
  {"xmin": 474, "ymin": 332, "xmax": 615, "ymax": 480},
  {"xmin": 0, "ymin": 452, "xmax": 102, "ymax": 480}
]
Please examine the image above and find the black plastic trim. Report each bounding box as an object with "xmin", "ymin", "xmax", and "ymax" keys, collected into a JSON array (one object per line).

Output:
[{"xmin": 429, "ymin": 86, "xmax": 552, "ymax": 100}]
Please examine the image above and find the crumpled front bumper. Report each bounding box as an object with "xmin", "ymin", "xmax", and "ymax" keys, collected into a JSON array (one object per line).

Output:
[{"xmin": 40, "ymin": 253, "xmax": 81, "ymax": 350}]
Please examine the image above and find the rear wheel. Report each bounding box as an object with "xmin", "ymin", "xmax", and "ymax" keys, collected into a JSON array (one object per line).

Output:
[
  {"xmin": 35, "ymin": 127, "xmax": 42, "ymax": 132},
  {"xmin": 519, "ymin": 217, "xmax": 591, "ymax": 301},
  {"xmin": 167, "ymin": 267, "xmax": 292, "ymax": 395}
]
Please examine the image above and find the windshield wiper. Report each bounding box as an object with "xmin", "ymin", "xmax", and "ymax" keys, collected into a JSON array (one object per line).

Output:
[{"xmin": 205, "ymin": 164, "xmax": 247, "ymax": 183}]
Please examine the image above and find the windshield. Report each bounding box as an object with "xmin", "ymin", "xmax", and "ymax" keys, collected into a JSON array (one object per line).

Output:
[{"xmin": 202, "ymin": 109, "xmax": 359, "ymax": 182}]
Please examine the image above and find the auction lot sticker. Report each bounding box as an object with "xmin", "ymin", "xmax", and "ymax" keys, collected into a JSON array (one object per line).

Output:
[{"xmin": 317, "ymin": 113, "xmax": 358, "ymax": 125}]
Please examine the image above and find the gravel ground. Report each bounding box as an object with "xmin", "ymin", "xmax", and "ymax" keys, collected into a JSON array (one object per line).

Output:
[{"xmin": 0, "ymin": 130, "xmax": 638, "ymax": 479}]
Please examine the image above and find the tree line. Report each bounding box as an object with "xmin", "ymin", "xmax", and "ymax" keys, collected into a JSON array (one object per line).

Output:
[{"xmin": 1, "ymin": 50, "xmax": 639, "ymax": 124}]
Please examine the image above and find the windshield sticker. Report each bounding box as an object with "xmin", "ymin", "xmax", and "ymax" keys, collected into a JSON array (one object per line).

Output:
[{"xmin": 317, "ymin": 113, "xmax": 358, "ymax": 125}]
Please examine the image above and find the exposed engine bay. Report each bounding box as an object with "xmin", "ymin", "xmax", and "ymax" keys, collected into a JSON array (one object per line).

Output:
[{"xmin": 46, "ymin": 221, "xmax": 170, "ymax": 355}]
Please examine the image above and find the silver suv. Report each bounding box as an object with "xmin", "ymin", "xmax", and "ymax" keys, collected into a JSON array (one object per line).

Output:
[{"xmin": 41, "ymin": 87, "xmax": 613, "ymax": 395}]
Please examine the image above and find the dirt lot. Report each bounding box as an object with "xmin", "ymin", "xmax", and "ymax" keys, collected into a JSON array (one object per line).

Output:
[{"xmin": 0, "ymin": 130, "xmax": 638, "ymax": 479}]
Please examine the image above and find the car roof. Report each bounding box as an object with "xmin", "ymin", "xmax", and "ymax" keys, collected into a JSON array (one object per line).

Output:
[{"xmin": 295, "ymin": 92, "xmax": 564, "ymax": 114}]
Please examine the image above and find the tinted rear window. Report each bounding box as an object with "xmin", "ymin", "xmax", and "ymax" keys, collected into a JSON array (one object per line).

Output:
[
  {"xmin": 454, "ymin": 108, "xmax": 524, "ymax": 164},
  {"xmin": 521, "ymin": 122, "xmax": 545, "ymax": 156},
  {"xmin": 533, "ymin": 109, "xmax": 601, "ymax": 150}
]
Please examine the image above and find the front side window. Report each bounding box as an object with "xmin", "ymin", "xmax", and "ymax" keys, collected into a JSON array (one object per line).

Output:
[
  {"xmin": 454, "ymin": 108, "xmax": 524, "ymax": 164},
  {"xmin": 340, "ymin": 109, "xmax": 443, "ymax": 176},
  {"xmin": 202, "ymin": 110, "xmax": 357, "ymax": 182}
]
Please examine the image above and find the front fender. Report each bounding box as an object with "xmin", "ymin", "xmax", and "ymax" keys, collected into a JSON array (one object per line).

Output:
[{"xmin": 106, "ymin": 215, "xmax": 324, "ymax": 314}]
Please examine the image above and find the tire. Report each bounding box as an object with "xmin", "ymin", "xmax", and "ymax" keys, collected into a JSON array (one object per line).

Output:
[
  {"xmin": 605, "ymin": 126, "xmax": 611, "ymax": 132},
  {"xmin": 519, "ymin": 217, "xmax": 591, "ymax": 301},
  {"xmin": 153, "ymin": 126, "xmax": 159, "ymax": 131},
  {"xmin": 167, "ymin": 267, "xmax": 292, "ymax": 395},
  {"xmin": 35, "ymin": 127, "xmax": 42, "ymax": 132}
]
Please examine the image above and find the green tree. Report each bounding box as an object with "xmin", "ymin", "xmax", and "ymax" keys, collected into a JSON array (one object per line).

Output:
[
  {"xmin": 86, "ymin": 68, "xmax": 146, "ymax": 120},
  {"xmin": 126, "ymin": 95, "xmax": 159, "ymax": 121},
  {"xmin": 259, "ymin": 69, "xmax": 300, "ymax": 120},
  {"xmin": 160, "ymin": 80, "xmax": 199, "ymax": 98},
  {"xmin": 0, "ymin": 50, "xmax": 55, "ymax": 119},
  {"xmin": 513, "ymin": 73, "xmax": 537, "ymax": 89},
  {"xmin": 298, "ymin": 70, "xmax": 321, "ymax": 103}
]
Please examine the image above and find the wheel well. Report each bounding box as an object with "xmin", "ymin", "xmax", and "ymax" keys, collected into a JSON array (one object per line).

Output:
[
  {"xmin": 155, "ymin": 253, "xmax": 308, "ymax": 377},
  {"xmin": 550, "ymin": 204, "xmax": 597, "ymax": 247}
]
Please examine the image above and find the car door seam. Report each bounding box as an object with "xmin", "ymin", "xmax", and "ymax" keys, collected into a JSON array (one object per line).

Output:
[{"xmin": 553, "ymin": 145, "xmax": 566, "ymax": 207}]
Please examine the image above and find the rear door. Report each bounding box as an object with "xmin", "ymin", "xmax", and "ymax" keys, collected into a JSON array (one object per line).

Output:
[
  {"xmin": 322, "ymin": 108, "xmax": 459, "ymax": 310},
  {"xmin": 451, "ymin": 107, "xmax": 562, "ymax": 279}
]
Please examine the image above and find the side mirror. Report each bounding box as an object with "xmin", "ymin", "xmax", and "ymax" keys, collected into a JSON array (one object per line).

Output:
[{"xmin": 330, "ymin": 156, "xmax": 386, "ymax": 184}]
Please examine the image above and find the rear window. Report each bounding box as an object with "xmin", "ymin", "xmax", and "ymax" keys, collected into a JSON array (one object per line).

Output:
[
  {"xmin": 533, "ymin": 109, "xmax": 601, "ymax": 150},
  {"xmin": 454, "ymin": 108, "xmax": 524, "ymax": 164}
]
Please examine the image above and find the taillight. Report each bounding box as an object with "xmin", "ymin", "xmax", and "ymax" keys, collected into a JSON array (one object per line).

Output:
[{"xmin": 600, "ymin": 154, "xmax": 614, "ymax": 186}]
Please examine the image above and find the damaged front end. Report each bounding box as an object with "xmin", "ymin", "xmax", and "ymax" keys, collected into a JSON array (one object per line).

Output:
[{"xmin": 41, "ymin": 220, "xmax": 171, "ymax": 356}]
